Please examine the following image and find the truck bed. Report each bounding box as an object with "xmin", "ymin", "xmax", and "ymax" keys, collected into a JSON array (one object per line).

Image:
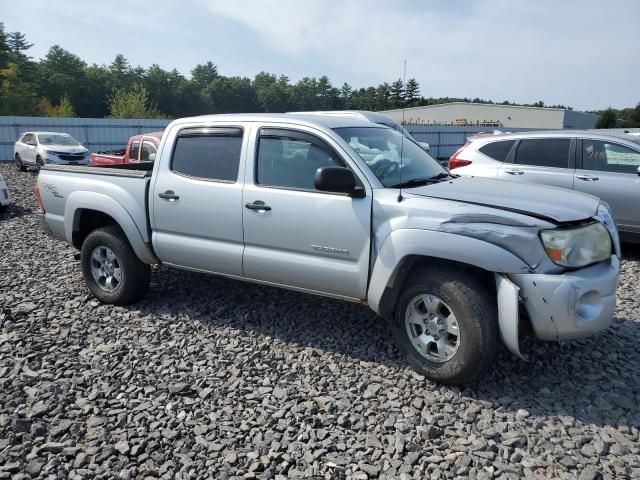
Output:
[{"xmin": 38, "ymin": 164, "xmax": 153, "ymax": 249}]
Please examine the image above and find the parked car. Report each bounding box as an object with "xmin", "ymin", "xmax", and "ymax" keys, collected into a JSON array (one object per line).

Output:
[
  {"xmin": 36, "ymin": 114, "xmax": 620, "ymax": 384},
  {"xmin": 0, "ymin": 174, "xmax": 9, "ymax": 212},
  {"xmin": 288, "ymin": 110, "xmax": 431, "ymax": 152},
  {"xmin": 14, "ymin": 132, "xmax": 89, "ymax": 171},
  {"xmin": 91, "ymin": 132, "xmax": 163, "ymax": 166},
  {"xmin": 449, "ymin": 130, "xmax": 640, "ymax": 242}
]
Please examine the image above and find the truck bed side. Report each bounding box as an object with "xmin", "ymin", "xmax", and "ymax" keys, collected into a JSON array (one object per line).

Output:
[{"xmin": 38, "ymin": 164, "xmax": 157, "ymax": 264}]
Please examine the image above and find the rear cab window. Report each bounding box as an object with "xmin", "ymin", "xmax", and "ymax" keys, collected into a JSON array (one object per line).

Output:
[
  {"xmin": 171, "ymin": 127, "xmax": 243, "ymax": 182},
  {"xmin": 130, "ymin": 141, "xmax": 140, "ymax": 162},
  {"xmin": 514, "ymin": 138, "xmax": 571, "ymax": 168},
  {"xmin": 478, "ymin": 140, "xmax": 515, "ymax": 162}
]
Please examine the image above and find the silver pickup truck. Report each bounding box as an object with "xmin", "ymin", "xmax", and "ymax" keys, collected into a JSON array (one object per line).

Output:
[{"xmin": 36, "ymin": 114, "xmax": 621, "ymax": 384}]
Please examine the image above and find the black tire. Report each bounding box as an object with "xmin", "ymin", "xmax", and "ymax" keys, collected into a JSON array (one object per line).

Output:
[
  {"xmin": 36, "ymin": 156, "xmax": 45, "ymax": 171},
  {"xmin": 15, "ymin": 153, "xmax": 26, "ymax": 172},
  {"xmin": 80, "ymin": 226, "xmax": 150, "ymax": 305},
  {"xmin": 391, "ymin": 265, "xmax": 498, "ymax": 385}
]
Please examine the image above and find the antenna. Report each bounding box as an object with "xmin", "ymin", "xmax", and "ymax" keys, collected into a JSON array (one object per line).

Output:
[{"xmin": 397, "ymin": 59, "xmax": 407, "ymax": 202}]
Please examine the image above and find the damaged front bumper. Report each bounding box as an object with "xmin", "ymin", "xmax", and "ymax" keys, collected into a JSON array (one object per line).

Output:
[{"xmin": 496, "ymin": 256, "xmax": 620, "ymax": 357}]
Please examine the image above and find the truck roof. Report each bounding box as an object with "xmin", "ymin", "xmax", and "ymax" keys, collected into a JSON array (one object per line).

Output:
[
  {"xmin": 129, "ymin": 131, "xmax": 164, "ymax": 142},
  {"xmin": 185, "ymin": 113, "xmax": 383, "ymax": 130}
]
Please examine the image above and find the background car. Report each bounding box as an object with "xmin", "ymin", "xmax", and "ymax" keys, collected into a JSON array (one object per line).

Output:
[
  {"xmin": 14, "ymin": 131, "xmax": 90, "ymax": 171},
  {"xmin": 91, "ymin": 131, "xmax": 162, "ymax": 166},
  {"xmin": 0, "ymin": 174, "xmax": 9, "ymax": 212},
  {"xmin": 449, "ymin": 130, "xmax": 640, "ymax": 241}
]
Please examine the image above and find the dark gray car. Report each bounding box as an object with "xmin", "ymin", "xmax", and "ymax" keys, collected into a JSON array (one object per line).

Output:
[{"xmin": 450, "ymin": 130, "xmax": 640, "ymax": 241}]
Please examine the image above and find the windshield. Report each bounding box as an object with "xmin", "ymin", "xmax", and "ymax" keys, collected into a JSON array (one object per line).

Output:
[
  {"xmin": 334, "ymin": 127, "xmax": 445, "ymax": 187},
  {"xmin": 37, "ymin": 133, "xmax": 79, "ymax": 146}
]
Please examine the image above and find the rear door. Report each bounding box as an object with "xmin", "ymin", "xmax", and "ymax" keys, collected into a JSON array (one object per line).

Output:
[
  {"xmin": 574, "ymin": 138, "xmax": 640, "ymax": 233},
  {"xmin": 151, "ymin": 125, "xmax": 246, "ymax": 276},
  {"xmin": 242, "ymin": 125, "xmax": 372, "ymax": 300},
  {"xmin": 498, "ymin": 137, "xmax": 575, "ymax": 189}
]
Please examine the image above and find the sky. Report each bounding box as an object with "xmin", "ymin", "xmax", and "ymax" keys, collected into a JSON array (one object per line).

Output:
[{"xmin": 1, "ymin": 0, "xmax": 638, "ymax": 111}]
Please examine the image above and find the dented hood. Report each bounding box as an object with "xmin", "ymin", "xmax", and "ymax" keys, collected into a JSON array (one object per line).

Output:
[{"xmin": 407, "ymin": 176, "xmax": 600, "ymax": 223}]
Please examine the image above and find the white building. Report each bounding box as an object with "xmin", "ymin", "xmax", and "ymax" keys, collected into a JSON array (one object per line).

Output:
[{"xmin": 381, "ymin": 102, "xmax": 600, "ymax": 129}]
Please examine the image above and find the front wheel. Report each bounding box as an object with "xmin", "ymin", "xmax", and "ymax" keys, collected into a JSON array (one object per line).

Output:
[
  {"xmin": 392, "ymin": 265, "xmax": 498, "ymax": 385},
  {"xmin": 15, "ymin": 153, "xmax": 26, "ymax": 172},
  {"xmin": 36, "ymin": 156, "xmax": 45, "ymax": 170},
  {"xmin": 80, "ymin": 226, "xmax": 150, "ymax": 305}
]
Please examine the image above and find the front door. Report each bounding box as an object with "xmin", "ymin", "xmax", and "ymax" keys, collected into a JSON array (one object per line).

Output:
[
  {"xmin": 20, "ymin": 134, "xmax": 37, "ymax": 164},
  {"xmin": 575, "ymin": 138, "xmax": 640, "ymax": 234},
  {"xmin": 151, "ymin": 126, "xmax": 246, "ymax": 276},
  {"xmin": 242, "ymin": 126, "xmax": 371, "ymax": 300},
  {"xmin": 498, "ymin": 137, "xmax": 575, "ymax": 189}
]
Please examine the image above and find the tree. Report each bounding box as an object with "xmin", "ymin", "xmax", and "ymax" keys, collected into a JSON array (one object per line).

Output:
[
  {"xmin": 339, "ymin": 82, "xmax": 353, "ymax": 109},
  {"xmin": 108, "ymin": 84, "xmax": 165, "ymax": 119},
  {"xmin": 596, "ymin": 108, "xmax": 617, "ymax": 129},
  {"xmin": 191, "ymin": 61, "xmax": 218, "ymax": 90},
  {"xmin": 390, "ymin": 78, "xmax": 405, "ymax": 108},
  {"xmin": 0, "ymin": 62, "xmax": 39, "ymax": 115},
  {"xmin": 404, "ymin": 78, "xmax": 420, "ymax": 105},
  {"xmin": 38, "ymin": 96, "xmax": 75, "ymax": 117}
]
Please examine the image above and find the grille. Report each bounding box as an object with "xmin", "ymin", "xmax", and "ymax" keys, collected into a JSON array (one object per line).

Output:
[{"xmin": 59, "ymin": 154, "xmax": 85, "ymax": 161}]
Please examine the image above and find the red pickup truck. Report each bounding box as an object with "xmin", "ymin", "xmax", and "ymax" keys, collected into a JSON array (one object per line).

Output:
[{"xmin": 90, "ymin": 131, "xmax": 163, "ymax": 166}]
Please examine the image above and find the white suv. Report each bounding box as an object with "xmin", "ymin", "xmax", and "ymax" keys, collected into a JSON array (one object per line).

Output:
[
  {"xmin": 14, "ymin": 131, "xmax": 89, "ymax": 171},
  {"xmin": 449, "ymin": 130, "xmax": 640, "ymax": 241}
]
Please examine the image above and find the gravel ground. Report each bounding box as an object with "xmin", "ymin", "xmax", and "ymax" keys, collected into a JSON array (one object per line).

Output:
[{"xmin": 0, "ymin": 163, "xmax": 639, "ymax": 480}]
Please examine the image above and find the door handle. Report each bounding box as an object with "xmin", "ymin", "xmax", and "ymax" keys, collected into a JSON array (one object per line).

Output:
[
  {"xmin": 245, "ymin": 201, "xmax": 271, "ymax": 211},
  {"xmin": 158, "ymin": 190, "xmax": 180, "ymax": 201},
  {"xmin": 576, "ymin": 174, "xmax": 599, "ymax": 181},
  {"xmin": 504, "ymin": 169, "xmax": 525, "ymax": 175}
]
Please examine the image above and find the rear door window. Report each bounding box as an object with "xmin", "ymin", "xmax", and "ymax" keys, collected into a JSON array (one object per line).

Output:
[
  {"xmin": 514, "ymin": 138, "xmax": 571, "ymax": 168},
  {"xmin": 479, "ymin": 140, "xmax": 515, "ymax": 162},
  {"xmin": 171, "ymin": 128, "xmax": 243, "ymax": 181},
  {"xmin": 582, "ymin": 139, "xmax": 640, "ymax": 174}
]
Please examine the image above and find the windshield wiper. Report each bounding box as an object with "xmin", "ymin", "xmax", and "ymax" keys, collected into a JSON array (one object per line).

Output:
[{"xmin": 389, "ymin": 172, "xmax": 451, "ymax": 189}]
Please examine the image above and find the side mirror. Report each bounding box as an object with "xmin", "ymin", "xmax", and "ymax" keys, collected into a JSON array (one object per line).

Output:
[
  {"xmin": 148, "ymin": 153, "xmax": 156, "ymax": 162},
  {"xmin": 418, "ymin": 142, "xmax": 430, "ymax": 152},
  {"xmin": 315, "ymin": 166, "xmax": 364, "ymax": 197}
]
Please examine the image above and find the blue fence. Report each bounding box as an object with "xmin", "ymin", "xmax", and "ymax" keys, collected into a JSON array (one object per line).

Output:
[{"xmin": 0, "ymin": 116, "xmax": 171, "ymax": 161}]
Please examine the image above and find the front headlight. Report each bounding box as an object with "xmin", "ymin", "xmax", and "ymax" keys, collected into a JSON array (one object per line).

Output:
[{"xmin": 540, "ymin": 222, "xmax": 612, "ymax": 268}]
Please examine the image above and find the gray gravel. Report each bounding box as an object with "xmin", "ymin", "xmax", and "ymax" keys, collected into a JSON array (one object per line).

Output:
[{"xmin": 1, "ymin": 163, "xmax": 639, "ymax": 480}]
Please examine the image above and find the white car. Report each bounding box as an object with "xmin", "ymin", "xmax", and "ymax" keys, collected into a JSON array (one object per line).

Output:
[
  {"xmin": 0, "ymin": 174, "xmax": 9, "ymax": 211},
  {"xmin": 14, "ymin": 132, "xmax": 90, "ymax": 171}
]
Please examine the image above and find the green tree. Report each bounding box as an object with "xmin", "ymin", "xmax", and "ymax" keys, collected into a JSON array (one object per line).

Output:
[
  {"xmin": 404, "ymin": 78, "xmax": 420, "ymax": 105},
  {"xmin": 0, "ymin": 62, "xmax": 39, "ymax": 115},
  {"xmin": 390, "ymin": 78, "xmax": 405, "ymax": 108},
  {"xmin": 39, "ymin": 96, "xmax": 75, "ymax": 117},
  {"xmin": 108, "ymin": 84, "xmax": 164, "ymax": 119},
  {"xmin": 596, "ymin": 108, "xmax": 617, "ymax": 128}
]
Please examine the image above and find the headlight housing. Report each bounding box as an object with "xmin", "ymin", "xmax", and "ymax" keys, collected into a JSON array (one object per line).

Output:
[{"xmin": 540, "ymin": 222, "xmax": 612, "ymax": 268}]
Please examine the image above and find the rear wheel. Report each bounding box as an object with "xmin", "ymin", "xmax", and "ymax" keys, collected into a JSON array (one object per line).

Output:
[
  {"xmin": 15, "ymin": 153, "xmax": 26, "ymax": 172},
  {"xmin": 392, "ymin": 265, "xmax": 498, "ymax": 385},
  {"xmin": 80, "ymin": 226, "xmax": 150, "ymax": 305}
]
